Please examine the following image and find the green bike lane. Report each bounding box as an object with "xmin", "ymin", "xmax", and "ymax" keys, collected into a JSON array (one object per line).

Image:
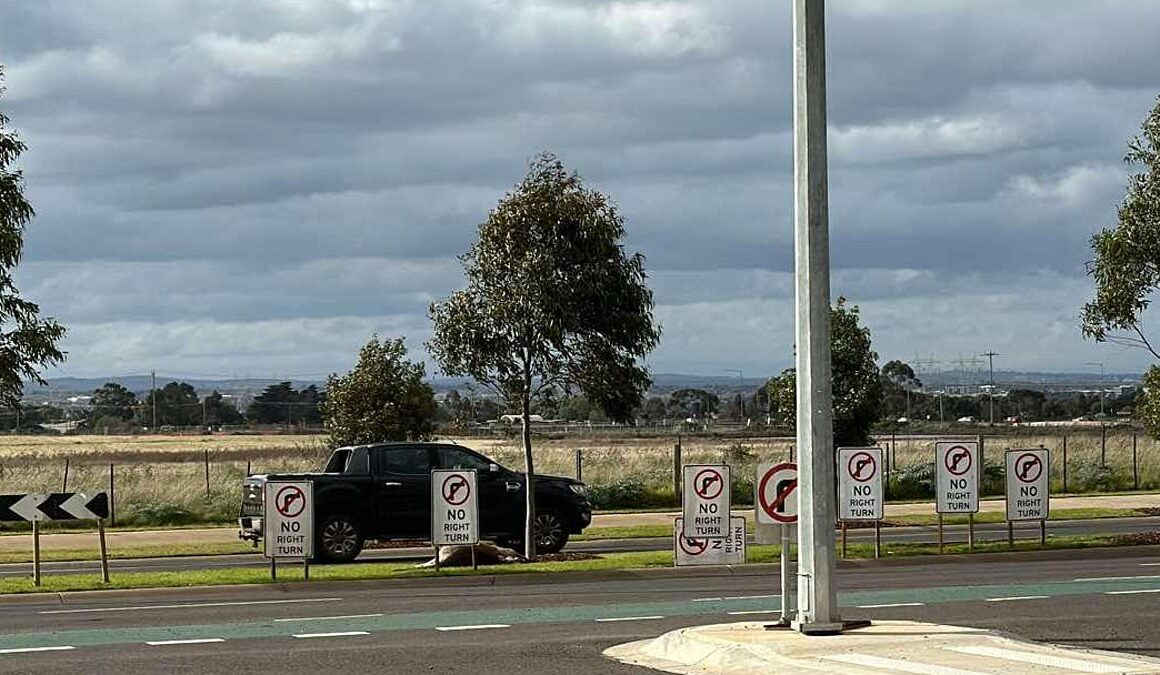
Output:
[{"xmin": 3, "ymin": 574, "xmax": 1160, "ymax": 652}]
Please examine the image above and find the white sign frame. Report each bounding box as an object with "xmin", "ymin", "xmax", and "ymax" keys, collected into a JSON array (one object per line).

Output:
[
  {"xmin": 674, "ymin": 516, "xmax": 746, "ymax": 566},
  {"xmin": 264, "ymin": 481, "xmax": 314, "ymax": 559},
  {"xmin": 756, "ymin": 462, "xmax": 798, "ymax": 525},
  {"xmin": 1006, "ymin": 449, "xmax": 1050, "ymax": 522},
  {"xmin": 935, "ymin": 440, "xmax": 980, "ymax": 514},
  {"xmin": 682, "ymin": 464, "xmax": 731, "ymax": 539},
  {"xmin": 431, "ymin": 469, "xmax": 479, "ymax": 547},
  {"xmin": 837, "ymin": 447, "xmax": 884, "ymax": 522}
]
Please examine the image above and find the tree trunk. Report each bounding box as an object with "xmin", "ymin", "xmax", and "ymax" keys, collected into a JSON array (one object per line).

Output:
[{"xmin": 522, "ymin": 388, "xmax": 537, "ymax": 560}]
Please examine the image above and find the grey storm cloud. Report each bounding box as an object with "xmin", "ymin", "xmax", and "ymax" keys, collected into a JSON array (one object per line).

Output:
[{"xmin": 1, "ymin": 0, "xmax": 1159, "ymax": 378}]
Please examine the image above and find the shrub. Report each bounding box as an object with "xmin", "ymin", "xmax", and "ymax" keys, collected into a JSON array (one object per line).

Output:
[
  {"xmin": 587, "ymin": 478, "xmax": 676, "ymax": 510},
  {"xmin": 889, "ymin": 461, "xmax": 934, "ymax": 500},
  {"xmin": 1068, "ymin": 459, "xmax": 1132, "ymax": 493},
  {"xmin": 123, "ymin": 502, "xmax": 197, "ymax": 526}
]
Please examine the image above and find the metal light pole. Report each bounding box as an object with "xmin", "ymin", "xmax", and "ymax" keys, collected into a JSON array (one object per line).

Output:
[
  {"xmin": 724, "ymin": 368, "xmax": 744, "ymax": 419},
  {"xmin": 792, "ymin": 0, "xmax": 841, "ymax": 633}
]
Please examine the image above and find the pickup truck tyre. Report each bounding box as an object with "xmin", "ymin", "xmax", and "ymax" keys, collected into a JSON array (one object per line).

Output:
[
  {"xmin": 317, "ymin": 513, "xmax": 364, "ymax": 563},
  {"xmin": 533, "ymin": 510, "xmax": 569, "ymax": 554}
]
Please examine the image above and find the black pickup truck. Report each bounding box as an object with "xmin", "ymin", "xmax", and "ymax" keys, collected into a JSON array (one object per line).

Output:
[{"xmin": 239, "ymin": 441, "xmax": 592, "ymax": 562}]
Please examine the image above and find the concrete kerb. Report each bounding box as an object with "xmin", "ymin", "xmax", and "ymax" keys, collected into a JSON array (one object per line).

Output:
[{"xmin": 604, "ymin": 620, "xmax": 1160, "ymax": 674}]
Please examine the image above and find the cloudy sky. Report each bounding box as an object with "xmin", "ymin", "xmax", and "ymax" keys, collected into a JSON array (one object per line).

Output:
[{"xmin": 2, "ymin": 0, "xmax": 1159, "ymax": 382}]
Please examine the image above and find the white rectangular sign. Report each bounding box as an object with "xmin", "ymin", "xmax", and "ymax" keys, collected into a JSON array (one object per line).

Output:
[
  {"xmin": 1006, "ymin": 449, "xmax": 1050, "ymax": 521},
  {"xmin": 837, "ymin": 447, "xmax": 884, "ymax": 521},
  {"xmin": 431, "ymin": 469, "xmax": 479, "ymax": 546},
  {"xmin": 264, "ymin": 481, "xmax": 313, "ymax": 559},
  {"xmin": 682, "ymin": 464, "xmax": 731, "ymax": 539},
  {"xmin": 755, "ymin": 461, "xmax": 798, "ymax": 525},
  {"xmin": 935, "ymin": 440, "xmax": 980, "ymax": 514},
  {"xmin": 674, "ymin": 516, "xmax": 745, "ymax": 566}
]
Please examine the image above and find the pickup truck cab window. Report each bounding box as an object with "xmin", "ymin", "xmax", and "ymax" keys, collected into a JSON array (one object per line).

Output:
[
  {"xmin": 322, "ymin": 447, "xmax": 370, "ymax": 475},
  {"xmin": 437, "ymin": 446, "xmax": 495, "ymax": 472},
  {"xmin": 379, "ymin": 446, "xmax": 431, "ymax": 475}
]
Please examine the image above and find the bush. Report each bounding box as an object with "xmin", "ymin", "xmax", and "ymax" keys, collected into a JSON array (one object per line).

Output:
[
  {"xmin": 587, "ymin": 478, "xmax": 676, "ymax": 510},
  {"xmin": 731, "ymin": 476, "xmax": 754, "ymax": 505},
  {"xmin": 123, "ymin": 502, "xmax": 197, "ymax": 526},
  {"xmin": 1068, "ymin": 459, "xmax": 1132, "ymax": 493},
  {"xmin": 889, "ymin": 461, "xmax": 934, "ymax": 500}
]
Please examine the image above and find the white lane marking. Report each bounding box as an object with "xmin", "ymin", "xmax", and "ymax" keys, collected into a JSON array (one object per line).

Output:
[
  {"xmin": 434, "ymin": 624, "xmax": 511, "ymax": 632},
  {"xmin": 0, "ymin": 646, "xmax": 76, "ymax": 655},
  {"xmin": 292, "ymin": 631, "xmax": 369, "ymax": 639},
  {"xmin": 857, "ymin": 602, "xmax": 924, "ymax": 609},
  {"xmin": 275, "ymin": 613, "xmax": 384, "ymax": 623},
  {"xmin": 1107, "ymin": 588, "xmax": 1160, "ymax": 595},
  {"xmin": 1074, "ymin": 574, "xmax": 1160, "ymax": 582},
  {"xmin": 40, "ymin": 597, "xmax": 342, "ymax": 615},
  {"xmin": 947, "ymin": 645, "xmax": 1139, "ymax": 673},
  {"xmin": 984, "ymin": 595, "xmax": 1049, "ymax": 602},
  {"xmin": 145, "ymin": 638, "xmax": 225, "ymax": 646},
  {"xmin": 691, "ymin": 597, "xmax": 722, "ymax": 602},
  {"xmin": 727, "ymin": 610, "xmax": 779, "ymax": 616},
  {"xmin": 595, "ymin": 616, "xmax": 665, "ymax": 623},
  {"xmin": 823, "ymin": 653, "xmax": 989, "ymax": 675},
  {"xmin": 1140, "ymin": 563, "xmax": 1160, "ymax": 566},
  {"xmin": 723, "ymin": 594, "xmax": 777, "ymax": 600}
]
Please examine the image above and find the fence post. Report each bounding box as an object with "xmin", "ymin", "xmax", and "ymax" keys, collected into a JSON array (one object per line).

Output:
[
  {"xmin": 1062, "ymin": 435, "xmax": 1068, "ymax": 493},
  {"xmin": 1133, "ymin": 433, "xmax": 1139, "ymax": 491},
  {"xmin": 108, "ymin": 463, "xmax": 116, "ymax": 527},
  {"xmin": 1101, "ymin": 425, "xmax": 1107, "ymax": 467},
  {"xmin": 673, "ymin": 435, "xmax": 682, "ymax": 501},
  {"xmin": 574, "ymin": 448, "xmax": 583, "ymax": 482},
  {"xmin": 62, "ymin": 457, "xmax": 70, "ymax": 492},
  {"xmin": 204, "ymin": 449, "xmax": 211, "ymax": 499}
]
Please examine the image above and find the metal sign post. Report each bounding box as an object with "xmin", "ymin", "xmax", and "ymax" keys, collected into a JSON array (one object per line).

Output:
[
  {"xmin": 682, "ymin": 465, "xmax": 731, "ymax": 539},
  {"xmin": 32, "ymin": 520, "xmax": 41, "ymax": 587},
  {"xmin": 935, "ymin": 440, "xmax": 980, "ymax": 552},
  {"xmin": 1005, "ymin": 449, "xmax": 1050, "ymax": 547},
  {"xmin": 756, "ymin": 463, "xmax": 798, "ymax": 628},
  {"xmin": 837, "ymin": 447, "xmax": 885, "ymax": 560},
  {"xmin": 432, "ymin": 469, "xmax": 480, "ymax": 570},
  {"xmin": 264, "ymin": 481, "xmax": 314, "ymax": 580}
]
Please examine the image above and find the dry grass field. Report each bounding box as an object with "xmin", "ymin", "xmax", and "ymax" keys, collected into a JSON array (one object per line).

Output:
[{"xmin": 0, "ymin": 430, "xmax": 1154, "ymax": 528}]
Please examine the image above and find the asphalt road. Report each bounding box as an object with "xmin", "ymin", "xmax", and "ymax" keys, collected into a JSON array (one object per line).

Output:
[
  {"xmin": 1, "ymin": 515, "xmax": 1156, "ymax": 578},
  {"xmin": 0, "ymin": 546, "xmax": 1159, "ymax": 673}
]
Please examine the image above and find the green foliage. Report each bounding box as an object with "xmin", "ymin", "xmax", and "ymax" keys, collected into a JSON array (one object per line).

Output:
[
  {"xmin": 0, "ymin": 67, "xmax": 66, "ymax": 406},
  {"xmin": 91, "ymin": 382, "xmax": 137, "ymax": 421},
  {"xmin": 1082, "ymin": 95, "xmax": 1160, "ymax": 357},
  {"xmin": 669, "ymin": 388, "xmax": 718, "ymax": 419},
  {"xmin": 1139, "ymin": 366, "xmax": 1160, "ymax": 439},
  {"xmin": 139, "ymin": 381, "xmax": 200, "ymax": 427},
  {"xmin": 247, "ymin": 382, "xmax": 323, "ymax": 425},
  {"xmin": 428, "ymin": 153, "xmax": 660, "ymax": 425},
  {"xmin": 1068, "ymin": 458, "xmax": 1132, "ymax": 493},
  {"xmin": 766, "ymin": 298, "xmax": 883, "ymax": 446},
  {"xmin": 321, "ymin": 335, "xmax": 437, "ymax": 447},
  {"xmin": 586, "ymin": 478, "xmax": 675, "ymax": 510}
]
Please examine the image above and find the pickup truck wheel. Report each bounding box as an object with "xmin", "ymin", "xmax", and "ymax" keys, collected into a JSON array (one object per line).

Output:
[
  {"xmin": 317, "ymin": 514, "xmax": 363, "ymax": 563},
  {"xmin": 533, "ymin": 510, "xmax": 569, "ymax": 554}
]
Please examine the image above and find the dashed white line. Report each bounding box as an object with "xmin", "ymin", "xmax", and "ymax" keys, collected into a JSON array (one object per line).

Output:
[
  {"xmin": 1074, "ymin": 574, "xmax": 1160, "ymax": 582},
  {"xmin": 292, "ymin": 631, "xmax": 369, "ymax": 639},
  {"xmin": 0, "ymin": 646, "xmax": 76, "ymax": 655},
  {"xmin": 595, "ymin": 616, "xmax": 665, "ymax": 623},
  {"xmin": 1140, "ymin": 563, "xmax": 1160, "ymax": 567},
  {"xmin": 691, "ymin": 597, "xmax": 723, "ymax": 602},
  {"xmin": 434, "ymin": 624, "xmax": 511, "ymax": 632},
  {"xmin": 40, "ymin": 597, "xmax": 342, "ymax": 615},
  {"xmin": 275, "ymin": 613, "xmax": 384, "ymax": 623},
  {"xmin": 723, "ymin": 594, "xmax": 777, "ymax": 600},
  {"xmin": 1106, "ymin": 588, "xmax": 1160, "ymax": 595},
  {"xmin": 984, "ymin": 595, "xmax": 1049, "ymax": 602},
  {"xmin": 727, "ymin": 610, "xmax": 780, "ymax": 616},
  {"xmin": 145, "ymin": 639, "xmax": 225, "ymax": 646},
  {"xmin": 857, "ymin": 602, "xmax": 925, "ymax": 609}
]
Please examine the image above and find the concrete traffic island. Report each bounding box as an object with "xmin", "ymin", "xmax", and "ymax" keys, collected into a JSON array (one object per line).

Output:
[{"xmin": 604, "ymin": 620, "xmax": 1160, "ymax": 674}]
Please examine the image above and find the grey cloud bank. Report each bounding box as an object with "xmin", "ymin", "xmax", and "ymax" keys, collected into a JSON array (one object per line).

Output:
[{"xmin": 1, "ymin": 0, "xmax": 1159, "ymax": 379}]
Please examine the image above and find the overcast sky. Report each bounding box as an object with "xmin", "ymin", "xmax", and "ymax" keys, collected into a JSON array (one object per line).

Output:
[{"xmin": 2, "ymin": 0, "xmax": 1159, "ymax": 381}]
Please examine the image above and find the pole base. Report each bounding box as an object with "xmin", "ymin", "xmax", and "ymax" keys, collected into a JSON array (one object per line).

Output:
[
  {"xmin": 763, "ymin": 620, "xmax": 794, "ymax": 631},
  {"xmin": 791, "ymin": 619, "xmax": 871, "ymax": 636}
]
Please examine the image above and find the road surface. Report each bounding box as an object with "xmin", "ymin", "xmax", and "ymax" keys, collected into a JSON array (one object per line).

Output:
[{"xmin": 0, "ymin": 546, "xmax": 1158, "ymax": 673}]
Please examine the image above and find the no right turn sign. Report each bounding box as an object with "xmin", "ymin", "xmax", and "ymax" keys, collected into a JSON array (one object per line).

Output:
[
  {"xmin": 1006, "ymin": 449, "xmax": 1050, "ymax": 521},
  {"xmin": 935, "ymin": 440, "xmax": 979, "ymax": 514}
]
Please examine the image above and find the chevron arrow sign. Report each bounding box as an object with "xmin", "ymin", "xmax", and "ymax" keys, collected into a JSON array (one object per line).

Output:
[{"xmin": 0, "ymin": 493, "xmax": 110, "ymax": 521}]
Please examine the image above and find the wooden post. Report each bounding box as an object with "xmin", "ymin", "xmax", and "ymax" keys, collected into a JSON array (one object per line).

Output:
[
  {"xmin": 62, "ymin": 458, "xmax": 70, "ymax": 492},
  {"xmin": 98, "ymin": 519, "xmax": 110, "ymax": 583},
  {"xmin": 1007, "ymin": 520, "xmax": 1014, "ymax": 548},
  {"xmin": 434, "ymin": 545, "xmax": 440, "ymax": 572},
  {"xmin": 270, "ymin": 557, "xmax": 277, "ymax": 581},
  {"xmin": 1133, "ymin": 434, "xmax": 1139, "ymax": 491},
  {"xmin": 575, "ymin": 449, "xmax": 583, "ymax": 482},
  {"xmin": 204, "ymin": 448, "xmax": 211, "ymax": 498},
  {"xmin": 32, "ymin": 520, "xmax": 42, "ymax": 586},
  {"xmin": 874, "ymin": 521, "xmax": 881, "ymax": 559},
  {"xmin": 1101, "ymin": 425, "xmax": 1107, "ymax": 467},
  {"xmin": 471, "ymin": 545, "xmax": 478, "ymax": 571},
  {"xmin": 673, "ymin": 436, "xmax": 682, "ymax": 501},
  {"xmin": 108, "ymin": 463, "xmax": 116, "ymax": 527},
  {"xmin": 1040, "ymin": 519, "xmax": 1046, "ymax": 546},
  {"xmin": 841, "ymin": 522, "xmax": 847, "ymax": 559},
  {"xmin": 246, "ymin": 460, "xmax": 252, "ymax": 477},
  {"xmin": 1062, "ymin": 435, "xmax": 1069, "ymax": 493},
  {"xmin": 968, "ymin": 513, "xmax": 975, "ymax": 550},
  {"xmin": 303, "ymin": 557, "xmax": 309, "ymax": 581}
]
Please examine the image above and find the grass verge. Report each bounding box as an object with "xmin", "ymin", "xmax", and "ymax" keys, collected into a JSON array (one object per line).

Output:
[{"xmin": 0, "ymin": 534, "xmax": 1129, "ymax": 596}]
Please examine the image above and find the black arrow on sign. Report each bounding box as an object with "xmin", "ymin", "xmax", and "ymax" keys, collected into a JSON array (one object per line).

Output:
[
  {"xmin": 0, "ymin": 495, "xmax": 20, "ymax": 522},
  {"xmin": 38, "ymin": 493, "xmax": 70, "ymax": 520},
  {"xmin": 86, "ymin": 493, "xmax": 110, "ymax": 519}
]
